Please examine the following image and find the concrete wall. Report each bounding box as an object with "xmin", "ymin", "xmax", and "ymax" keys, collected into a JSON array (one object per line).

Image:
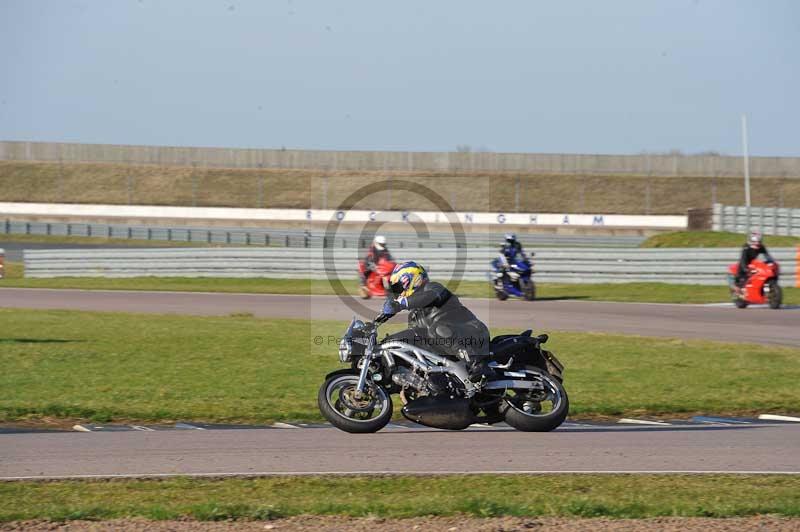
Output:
[
  {"xmin": 23, "ymin": 246, "xmax": 799, "ymax": 285},
  {"xmin": 2, "ymin": 140, "xmax": 799, "ymax": 177}
]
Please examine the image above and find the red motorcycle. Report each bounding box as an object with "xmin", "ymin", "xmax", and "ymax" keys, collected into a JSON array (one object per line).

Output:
[
  {"xmin": 358, "ymin": 256, "xmax": 397, "ymax": 299},
  {"xmin": 727, "ymin": 259, "xmax": 782, "ymax": 309}
]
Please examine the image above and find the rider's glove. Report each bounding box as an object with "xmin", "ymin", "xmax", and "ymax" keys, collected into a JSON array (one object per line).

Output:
[{"xmin": 382, "ymin": 298, "xmax": 402, "ymax": 316}]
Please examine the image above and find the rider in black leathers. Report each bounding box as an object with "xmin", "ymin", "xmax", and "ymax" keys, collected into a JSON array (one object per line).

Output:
[
  {"xmin": 379, "ymin": 261, "xmax": 491, "ymax": 380},
  {"xmin": 736, "ymin": 231, "xmax": 774, "ymax": 288}
]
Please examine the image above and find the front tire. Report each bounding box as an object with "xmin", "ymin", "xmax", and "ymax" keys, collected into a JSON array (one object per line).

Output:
[
  {"xmin": 318, "ymin": 373, "xmax": 393, "ymax": 433},
  {"xmin": 523, "ymin": 280, "xmax": 536, "ymax": 301},
  {"xmin": 500, "ymin": 368, "xmax": 569, "ymax": 432},
  {"xmin": 768, "ymin": 282, "xmax": 782, "ymax": 309}
]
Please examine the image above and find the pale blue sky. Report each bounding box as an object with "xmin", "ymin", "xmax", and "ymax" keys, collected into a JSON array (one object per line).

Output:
[{"xmin": 1, "ymin": 0, "xmax": 798, "ymax": 155}]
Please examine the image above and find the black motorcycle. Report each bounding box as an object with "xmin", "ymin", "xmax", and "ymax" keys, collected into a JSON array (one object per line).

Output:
[{"xmin": 317, "ymin": 314, "xmax": 568, "ymax": 433}]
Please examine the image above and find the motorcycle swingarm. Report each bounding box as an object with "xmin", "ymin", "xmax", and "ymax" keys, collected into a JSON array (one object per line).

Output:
[{"xmin": 483, "ymin": 379, "xmax": 544, "ymax": 391}]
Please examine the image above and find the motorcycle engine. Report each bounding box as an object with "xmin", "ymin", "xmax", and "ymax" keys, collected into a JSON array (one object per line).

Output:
[{"xmin": 392, "ymin": 367, "xmax": 464, "ymax": 397}]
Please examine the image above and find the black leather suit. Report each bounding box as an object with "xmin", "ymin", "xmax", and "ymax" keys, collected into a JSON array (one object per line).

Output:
[{"xmin": 385, "ymin": 281, "xmax": 490, "ymax": 363}]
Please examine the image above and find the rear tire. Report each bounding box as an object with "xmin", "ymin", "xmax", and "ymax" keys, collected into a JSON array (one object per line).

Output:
[
  {"xmin": 495, "ymin": 290, "xmax": 508, "ymax": 301},
  {"xmin": 318, "ymin": 373, "xmax": 392, "ymax": 433},
  {"xmin": 768, "ymin": 282, "xmax": 782, "ymax": 309},
  {"xmin": 734, "ymin": 298, "xmax": 748, "ymax": 309},
  {"xmin": 500, "ymin": 368, "xmax": 569, "ymax": 432}
]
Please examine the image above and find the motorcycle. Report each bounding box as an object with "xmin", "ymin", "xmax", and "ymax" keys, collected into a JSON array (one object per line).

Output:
[
  {"xmin": 358, "ymin": 256, "xmax": 397, "ymax": 299},
  {"xmin": 317, "ymin": 314, "xmax": 568, "ymax": 433},
  {"xmin": 727, "ymin": 259, "xmax": 782, "ymax": 309},
  {"xmin": 490, "ymin": 255, "xmax": 536, "ymax": 301}
]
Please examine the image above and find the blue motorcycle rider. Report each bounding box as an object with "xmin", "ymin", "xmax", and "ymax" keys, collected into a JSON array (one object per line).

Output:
[
  {"xmin": 379, "ymin": 261, "xmax": 492, "ymax": 382},
  {"xmin": 492, "ymin": 233, "xmax": 528, "ymax": 289}
]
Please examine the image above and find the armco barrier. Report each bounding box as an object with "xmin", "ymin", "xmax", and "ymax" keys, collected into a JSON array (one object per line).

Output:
[
  {"xmin": 23, "ymin": 247, "xmax": 799, "ymax": 286},
  {"xmin": 1, "ymin": 219, "xmax": 646, "ymax": 249},
  {"xmin": 713, "ymin": 204, "xmax": 800, "ymax": 236}
]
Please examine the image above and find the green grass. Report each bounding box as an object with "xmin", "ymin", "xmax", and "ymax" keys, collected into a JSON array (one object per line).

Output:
[
  {"xmin": 642, "ymin": 231, "xmax": 800, "ymax": 248},
  {"xmin": 1, "ymin": 475, "xmax": 798, "ymax": 521},
  {"xmin": 3, "ymin": 261, "xmax": 799, "ymax": 304},
  {"xmin": 1, "ymin": 309, "xmax": 799, "ymax": 424}
]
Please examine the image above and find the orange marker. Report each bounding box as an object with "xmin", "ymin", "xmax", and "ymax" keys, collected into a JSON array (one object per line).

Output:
[{"xmin": 796, "ymin": 245, "xmax": 800, "ymax": 288}]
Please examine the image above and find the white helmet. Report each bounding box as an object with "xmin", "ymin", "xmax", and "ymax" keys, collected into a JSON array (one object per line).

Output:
[
  {"xmin": 748, "ymin": 230, "xmax": 763, "ymax": 248},
  {"xmin": 373, "ymin": 235, "xmax": 387, "ymax": 250}
]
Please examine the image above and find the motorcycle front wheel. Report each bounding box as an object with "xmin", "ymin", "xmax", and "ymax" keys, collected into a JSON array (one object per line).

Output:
[
  {"xmin": 318, "ymin": 373, "xmax": 393, "ymax": 433},
  {"xmin": 523, "ymin": 280, "xmax": 536, "ymax": 301},
  {"xmin": 768, "ymin": 281, "xmax": 782, "ymax": 309},
  {"xmin": 500, "ymin": 367, "xmax": 569, "ymax": 432}
]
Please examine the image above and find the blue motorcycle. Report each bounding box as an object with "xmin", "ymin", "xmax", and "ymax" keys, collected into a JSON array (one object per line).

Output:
[{"xmin": 490, "ymin": 255, "xmax": 536, "ymax": 301}]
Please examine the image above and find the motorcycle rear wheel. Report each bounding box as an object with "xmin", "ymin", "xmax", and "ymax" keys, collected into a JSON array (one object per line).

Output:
[
  {"xmin": 495, "ymin": 290, "xmax": 508, "ymax": 301},
  {"xmin": 500, "ymin": 367, "xmax": 569, "ymax": 432},
  {"xmin": 318, "ymin": 373, "xmax": 393, "ymax": 433}
]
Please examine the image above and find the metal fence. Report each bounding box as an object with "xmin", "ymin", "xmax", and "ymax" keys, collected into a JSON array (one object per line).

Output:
[
  {"xmin": 3, "ymin": 140, "xmax": 800, "ymax": 177},
  {"xmin": 713, "ymin": 204, "xmax": 800, "ymax": 236},
  {"xmin": 1, "ymin": 220, "xmax": 645, "ymax": 249},
  {"xmin": 23, "ymin": 247, "xmax": 799, "ymax": 286}
]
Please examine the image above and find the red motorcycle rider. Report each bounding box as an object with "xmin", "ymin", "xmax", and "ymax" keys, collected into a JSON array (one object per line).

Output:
[
  {"xmin": 734, "ymin": 231, "xmax": 773, "ymax": 291},
  {"xmin": 358, "ymin": 236, "xmax": 395, "ymax": 299}
]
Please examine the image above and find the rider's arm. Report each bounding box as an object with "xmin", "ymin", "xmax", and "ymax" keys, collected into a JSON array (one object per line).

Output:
[
  {"xmin": 401, "ymin": 283, "xmax": 450, "ymax": 310},
  {"xmin": 761, "ymin": 245, "xmax": 774, "ymax": 262},
  {"xmin": 738, "ymin": 245, "xmax": 750, "ymax": 273}
]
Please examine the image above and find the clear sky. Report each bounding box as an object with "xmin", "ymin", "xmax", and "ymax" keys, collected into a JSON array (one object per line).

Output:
[{"xmin": 1, "ymin": 0, "xmax": 797, "ymax": 155}]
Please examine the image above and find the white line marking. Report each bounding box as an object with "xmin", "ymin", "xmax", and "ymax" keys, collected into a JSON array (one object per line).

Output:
[
  {"xmin": 174, "ymin": 423, "xmax": 205, "ymax": 430},
  {"xmin": 692, "ymin": 417, "xmax": 751, "ymax": 425},
  {"xmin": 2, "ymin": 470, "xmax": 798, "ymax": 481},
  {"xmin": 271, "ymin": 422, "xmax": 299, "ymax": 429},
  {"xmin": 617, "ymin": 418, "xmax": 671, "ymax": 426},
  {"xmin": 71, "ymin": 424, "xmax": 92, "ymax": 432},
  {"xmin": 759, "ymin": 414, "xmax": 800, "ymax": 423},
  {"xmin": 130, "ymin": 425, "xmax": 155, "ymax": 431}
]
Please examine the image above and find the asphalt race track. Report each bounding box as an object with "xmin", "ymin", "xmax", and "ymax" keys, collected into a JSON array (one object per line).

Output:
[
  {"xmin": 1, "ymin": 422, "xmax": 799, "ymax": 479},
  {"xmin": 1, "ymin": 287, "xmax": 798, "ymax": 346},
  {"xmin": 2, "ymin": 287, "xmax": 799, "ymax": 479}
]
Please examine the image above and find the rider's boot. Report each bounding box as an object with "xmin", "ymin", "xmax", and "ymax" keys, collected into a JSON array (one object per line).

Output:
[{"xmin": 467, "ymin": 356, "xmax": 494, "ymax": 383}]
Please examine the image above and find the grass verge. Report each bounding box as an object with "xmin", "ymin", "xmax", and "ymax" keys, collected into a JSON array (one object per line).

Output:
[
  {"xmin": 4, "ymin": 160, "xmax": 800, "ymax": 213},
  {"xmin": 2, "ymin": 262, "xmax": 798, "ymax": 304},
  {"xmin": 1, "ymin": 475, "xmax": 798, "ymax": 521},
  {"xmin": 641, "ymin": 230, "xmax": 800, "ymax": 248},
  {"xmin": 1, "ymin": 310, "xmax": 799, "ymax": 424}
]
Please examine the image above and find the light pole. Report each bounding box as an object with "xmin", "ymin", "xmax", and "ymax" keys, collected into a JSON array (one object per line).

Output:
[{"xmin": 741, "ymin": 114, "xmax": 751, "ymax": 208}]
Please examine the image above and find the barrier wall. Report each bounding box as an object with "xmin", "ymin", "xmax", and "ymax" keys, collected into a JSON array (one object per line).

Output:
[
  {"xmin": 3, "ymin": 140, "xmax": 800, "ymax": 177},
  {"xmin": 0, "ymin": 202, "xmax": 687, "ymax": 229},
  {"xmin": 23, "ymin": 247, "xmax": 799, "ymax": 286},
  {"xmin": 2, "ymin": 220, "xmax": 646, "ymax": 249},
  {"xmin": 713, "ymin": 203, "xmax": 800, "ymax": 236}
]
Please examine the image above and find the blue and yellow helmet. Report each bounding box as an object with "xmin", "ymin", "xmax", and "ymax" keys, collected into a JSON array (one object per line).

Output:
[{"xmin": 389, "ymin": 261, "xmax": 428, "ymax": 299}]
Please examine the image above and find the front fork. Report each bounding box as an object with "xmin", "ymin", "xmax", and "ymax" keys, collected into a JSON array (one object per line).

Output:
[{"xmin": 354, "ymin": 351, "xmax": 373, "ymax": 398}]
